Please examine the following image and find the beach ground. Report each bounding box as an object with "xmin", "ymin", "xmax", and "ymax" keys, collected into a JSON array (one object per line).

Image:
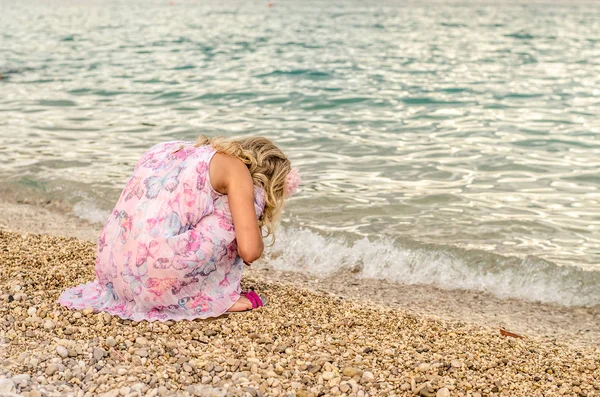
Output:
[{"xmin": 0, "ymin": 200, "xmax": 599, "ymax": 396}]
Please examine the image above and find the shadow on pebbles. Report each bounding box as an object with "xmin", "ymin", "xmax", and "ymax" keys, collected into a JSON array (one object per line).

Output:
[{"xmin": 0, "ymin": 231, "xmax": 598, "ymax": 397}]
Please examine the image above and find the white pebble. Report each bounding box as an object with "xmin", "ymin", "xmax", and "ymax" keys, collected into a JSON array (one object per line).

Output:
[
  {"xmin": 437, "ymin": 388, "xmax": 451, "ymax": 397},
  {"xmin": 0, "ymin": 379, "xmax": 15, "ymax": 394},
  {"xmin": 56, "ymin": 345, "xmax": 69, "ymax": 358}
]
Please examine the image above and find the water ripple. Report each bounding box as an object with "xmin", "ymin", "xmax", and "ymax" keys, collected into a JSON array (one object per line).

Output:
[{"xmin": 1, "ymin": 0, "xmax": 600, "ymax": 280}]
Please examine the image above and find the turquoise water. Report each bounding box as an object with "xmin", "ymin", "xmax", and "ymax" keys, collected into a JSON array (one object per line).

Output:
[{"xmin": 1, "ymin": 0, "xmax": 600, "ymax": 306}]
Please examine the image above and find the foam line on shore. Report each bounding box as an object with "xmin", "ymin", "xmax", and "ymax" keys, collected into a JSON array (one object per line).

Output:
[{"xmin": 264, "ymin": 227, "xmax": 600, "ymax": 307}]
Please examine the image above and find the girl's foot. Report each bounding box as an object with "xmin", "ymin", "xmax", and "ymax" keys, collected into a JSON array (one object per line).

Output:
[
  {"xmin": 226, "ymin": 295, "xmax": 253, "ymax": 312},
  {"xmin": 226, "ymin": 291, "xmax": 268, "ymax": 313}
]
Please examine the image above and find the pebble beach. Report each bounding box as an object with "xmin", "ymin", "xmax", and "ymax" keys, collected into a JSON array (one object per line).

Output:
[{"xmin": 0, "ymin": 229, "xmax": 599, "ymax": 397}]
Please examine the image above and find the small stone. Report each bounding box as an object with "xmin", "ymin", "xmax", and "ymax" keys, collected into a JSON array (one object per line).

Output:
[
  {"xmin": 296, "ymin": 391, "xmax": 315, "ymax": 397},
  {"xmin": 27, "ymin": 306, "xmax": 37, "ymax": 316},
  {"xmin": 420, "ymin": 385, "xmax": 436, "ymax": 397},
  {"xmin": 342, "ymin": 367, "xmax": 363, "ymax": 377},
  {"xmin": 451, "ymin": 360, "xmax": 462, "ymax": 368},
  {"xmin": 328, "ymin": 377, "xmax": 341, "ymax": 387},
  {"xmin": 134, "ymin": 349, "xmax": 148, "ymax": 357},
  {"xmin": 417, "ymin": 363, "xmax": 430, "ymax": 372},
  {"xmin": 204, "ymin": 330, "xmax": 217, "ymax": 337},
  {"xmin": 401, "ymin": 383, "xmax": 411, "ymax": 391},
  {"xmin": 93, "ymin": 347, "xmax": 106, "ymax": 360},
  {"xmin": 360, "ymin": 371, "xmax": 375, "ymax": 384},
  {"xmin": 56, "ymin": 345, "xmax": 69, "ymax": 358},
  {"xmin": 43, "ymin": 319, "xmax": 55, "ymax": 329},
  {"xmin": 105, "ymin": 336, "xmax": 117, "ymax": 347},
  {"xmin": 322, "ymin": 371, "xmax": 335, "ymax": 381},
  {"xmin": 437, "ymin": 388, "xmax": 451, "ymax": 397},
  {"xmin": 135, "ymin": 336, "xmax": 148, "ymax": 346},
  {"xmin": 46, "ymin": 363, "xmax": 59, "ymax": 376},
  {"xmin": 117, "ymin": 367, "xmax": 127, "ymax": 376},
  {"xmin": 12, "ymin": 373, "xmax": 30, "ymax": 386},
  {"xmin": 0, "ymin": 379, "xmax": 15, "ymax": 394},
  {"xmin": 243, "ymin": 387, "xmax": 259, "ymax": 397},
  {"xmin": 119, "ymin": 386, "xmax": 131, "ymax": 396},
  {"xmin": 82, "ymin": 308, "xmax": 94, "ymax": 315}
]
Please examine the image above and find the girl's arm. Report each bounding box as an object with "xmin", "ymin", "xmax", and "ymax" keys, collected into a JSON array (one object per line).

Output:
[{"xmin": 209, "ymin": 153, "xmax": 264, "ymax": 263}]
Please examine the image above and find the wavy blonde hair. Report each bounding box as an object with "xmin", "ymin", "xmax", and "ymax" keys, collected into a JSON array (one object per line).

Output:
[{"xmin": 196, "ymin": 135, "xmax": 291, "ymax": 240}]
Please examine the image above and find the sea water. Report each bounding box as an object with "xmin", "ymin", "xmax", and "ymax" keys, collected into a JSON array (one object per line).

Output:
[{"xmin": 1, "ymin": 0, "xmax": 599, "ymax": 306}]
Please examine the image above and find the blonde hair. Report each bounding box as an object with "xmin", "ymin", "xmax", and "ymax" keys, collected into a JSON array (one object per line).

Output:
[{"xmin": 195, "ymin": 135, "xmax": 291, "ymax": 240}]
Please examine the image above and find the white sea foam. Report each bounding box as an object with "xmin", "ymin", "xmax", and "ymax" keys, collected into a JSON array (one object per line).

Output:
[
  {"xmin": 73, "ymin": 200, "xmax": 111, "ymax": 225},
  {"xmin": 263, "ymin": 227, "xmax": 600, "ymax": 307}
]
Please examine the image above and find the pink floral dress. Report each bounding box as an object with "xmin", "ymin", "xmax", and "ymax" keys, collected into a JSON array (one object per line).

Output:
[{"xmin": 58, "ymin": 141, "xmax": 265, "ymax": 321}]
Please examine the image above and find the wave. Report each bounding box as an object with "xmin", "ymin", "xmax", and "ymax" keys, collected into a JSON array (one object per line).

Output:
[
  {"xmin": 73, "ymin": 200, "xmax": 111, "ymax": 225},
  {"xmin": 263, "ymin": 227, "xmax": 600, "ymax": 308}
]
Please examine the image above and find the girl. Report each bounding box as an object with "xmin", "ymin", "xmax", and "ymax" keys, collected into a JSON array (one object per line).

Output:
[{"xmin": 58, "ymin": 135, "xmax": 300, "ymax": 321}]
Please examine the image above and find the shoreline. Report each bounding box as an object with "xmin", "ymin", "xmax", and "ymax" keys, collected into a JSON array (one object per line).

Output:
[
  {"xmin": 0, "ymin": 230, "xmax": 598, "ymax": 396},
  {"xmin": 0, "ymin": 198, "xmax": 599, "ymax": 348}
]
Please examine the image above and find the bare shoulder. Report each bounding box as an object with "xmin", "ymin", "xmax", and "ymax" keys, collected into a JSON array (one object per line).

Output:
[{"xmin": 209, "ymin": 153, "xmax": 252, "ymax": 194}]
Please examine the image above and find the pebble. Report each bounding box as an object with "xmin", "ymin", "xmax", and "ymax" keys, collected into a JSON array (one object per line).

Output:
[
  {"xmin": 342, "ymin": 367, "xmax": 363, "ymax": 377},
  {"xmin": 43, "ymin": 319, "xmax": 55, "ymax": 329},
  {"xmin": 105, "ymin": 336, "xmax": 117, "ymax": 347},
  {"xmin": 0, "ymin": 379, "xmax": 16, "ymax": 394},
  {"xmin": 360, "ymin": 371, "xmax": 375, "ymax": 384},
  {"xmin": 12, "ymin": 373, "xmax": 30, "ymax": 387},
  {"xmin": 134, "ymin": 349, "xmax": 148, "ymax": 357},
  {"xmin": 296, "ymin": 391, "xmax": 315, "ymax": 397},
  {"xmin": 436, "ymin": 388, "xmax": 451, "ymax": 397},
  {"xmin": 93, "ymin": 347, "xmax": 106, "ymax": 360},
  {"xmin": 56, "ymin": 345, "xmax": 69, "ymax": 358},
  {"xmin": 27, "ymin": 306, "xmax": 37, "ymax": 316},
  {"xmin": 451, "ymin": 360, "xmax": 462, "ymax": 368},
  {"xmin": 417, "ymin": 363, "xmax": 431, "ymax": 372},
  {"xmin": 322, "ymin": 371, "xmax": 335, "ymax": 381},
  {"xmin": 46, "ymin": 363, "xmax": 59, "ymax": 376},
  {"xmin": 82, "ymin": 308, "xmax": 94, "ymax": 315}
]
